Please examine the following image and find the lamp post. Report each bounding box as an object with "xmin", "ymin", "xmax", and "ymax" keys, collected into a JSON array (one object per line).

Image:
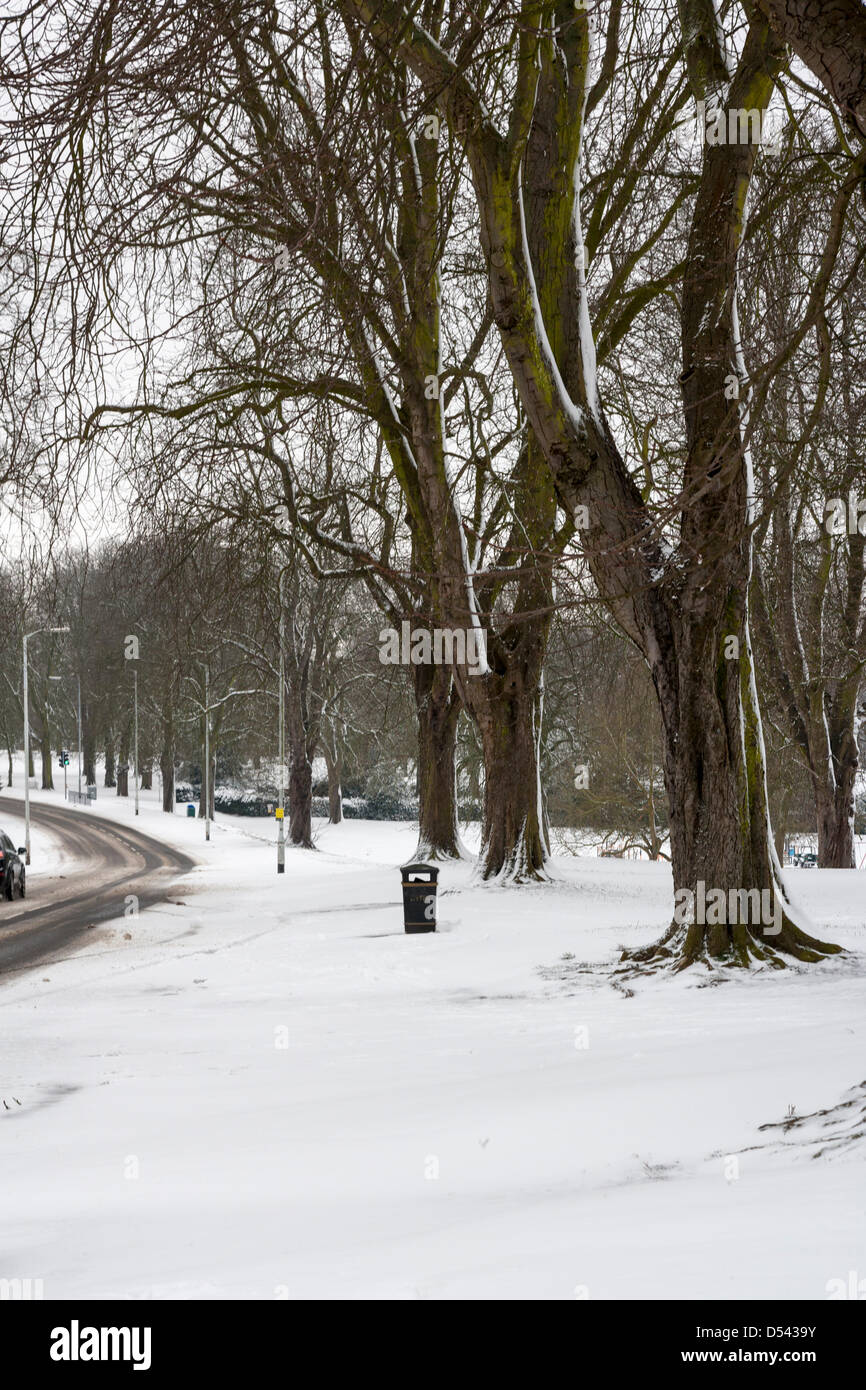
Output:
[
  {"xmin": 276, "ymin": 565, "xmax": 291, "ymax": 874},
  {"xmin": 23, "ymin": 625, "xmax": 69, "ymax": 864},
  {"xmin": 203, "ymin": 663, "xmax": 210, "ymax": 843},
  {"xmin": 77, "ymin": 676, "xmax": 82, "ymax": 796},
  {"xmin": 277, "ymin": 608, "xmax": 285, "ymax": 874},
  {"xmin": 123, "ymin": 636, "xmax": 141, "ymax": 815},
  {"xmin": 133, "ymin": 668, "xmax": 139, "ymax": 816}
]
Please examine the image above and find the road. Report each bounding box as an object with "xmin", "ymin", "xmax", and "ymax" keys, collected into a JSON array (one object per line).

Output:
[{"xmin": 0, "ymin": 795, "xmax": 195, "ymax": 976}]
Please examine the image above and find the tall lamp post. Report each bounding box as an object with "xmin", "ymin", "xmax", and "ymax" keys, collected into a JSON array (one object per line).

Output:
[
  {"xmin": 277, "ymin": 607, "xmax": 285, "ymax": 874},
  {"xmin": 77, "ymin": 676, "xmax": 83, "ymax": 796},
  {"xmin": 23, "ymin": 625, "xmax": 70, "ymax": 864},
  {"xmin": 124, "ymin": 636, "xmax": 141, "ymax": 815},
  {"xmin": 203, "ymin": 663, "xmax": 210, "ymax": 842},
  {"xmin": 276, "ymin": 565, "xmax": 291, "ymax": 875},
  {"xmin": 133, "ymin": 667, "xmax": 139, "ymax": 816}
]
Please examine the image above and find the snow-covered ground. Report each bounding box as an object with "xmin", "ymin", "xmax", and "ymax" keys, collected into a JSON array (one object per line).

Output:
[
  {"xmin": 0, "ymin": 811, "xmax": 71, "ymax": 880},
  {"xmin": 1, "ymin": 774, "xmax": 865, "ymax": 1300}
]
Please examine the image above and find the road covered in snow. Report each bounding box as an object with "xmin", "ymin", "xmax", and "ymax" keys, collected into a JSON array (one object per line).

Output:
[
  {"xmin": 0, "ymin": 795, "xmax": 194, "ymax": 976},
  {"xmin": 1, "ymin": 781, "xmax": 864, "ymax": 1299}
]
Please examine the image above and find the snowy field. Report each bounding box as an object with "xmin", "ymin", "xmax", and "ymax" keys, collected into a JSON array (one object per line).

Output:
[{"xmin": 1, "ymin": 779, "xmax": 865, "ymax": 1300}]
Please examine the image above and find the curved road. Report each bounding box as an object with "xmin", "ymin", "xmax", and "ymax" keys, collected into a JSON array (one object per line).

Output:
[{"xmin": 0, "ymin": 796, "xmax": 195, "ymax": 976}]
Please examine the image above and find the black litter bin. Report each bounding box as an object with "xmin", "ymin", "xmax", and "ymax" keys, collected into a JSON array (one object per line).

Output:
[{"xmin": 401, "ymin": 862, "xmax": 439, "ymax": 934}]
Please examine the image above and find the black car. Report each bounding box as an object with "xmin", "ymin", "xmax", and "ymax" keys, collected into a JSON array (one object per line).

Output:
[{"xmin": 0, "ymin": 832, "xmax": 26, "ymax": 900}]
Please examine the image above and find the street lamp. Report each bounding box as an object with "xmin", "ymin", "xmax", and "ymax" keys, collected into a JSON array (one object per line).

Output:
[
  {"xmin": 133, "ymin": 667, "xmax": 139, "ymax": 815},
  {"xmin": 277, "ymin": 609, "xmax": 285, "ymax": 874},
  {"xmin": 123, "ymin": 636, "xmax": 141, "ymax": 815},
  {"xmin": 23, "ymin": 625, "xmax": 70, "ymax": 865},
  {"xmin": 202, "ymin": 663, "xmax": 210, "ymax": 842},
  {"xmin": 77, "ymin": 676, "xmax": 83, "ymax": 796},
  {"xmin": 276, "ymin": 564, "xmax": 290, "ymax": 875}
]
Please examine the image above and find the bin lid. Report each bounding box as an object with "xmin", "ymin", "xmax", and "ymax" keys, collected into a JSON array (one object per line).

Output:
[{"xmin": 400, "ymin": 861, "xmax": 439, "ymax": 878}]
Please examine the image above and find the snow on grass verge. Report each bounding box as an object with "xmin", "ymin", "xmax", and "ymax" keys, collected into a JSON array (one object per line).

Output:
[{"xmin": 0, "ymin": 772, "xmax": 864, "ymax": 1299}]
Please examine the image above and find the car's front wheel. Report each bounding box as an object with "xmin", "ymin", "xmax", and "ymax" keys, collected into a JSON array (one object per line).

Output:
[{"xmin": 18, "ymin": 870, "xmax": 25, "ymax": 899}]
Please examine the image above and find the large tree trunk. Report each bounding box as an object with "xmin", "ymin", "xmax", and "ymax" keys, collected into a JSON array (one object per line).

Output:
[
  {"xmin": 40, "ymin": 728, "xmax": 53, "ymax": 790},
  {"xmin": 413, "ymin": 662, "xmax": 461, "ymax": 859},
  {"xmin": 104, "ymin": 739, "xmax": 116, "ymax": 787},
  {"xmin": 83, "ymin": 722, "xmax": 96, "ymax": 785},
  {"xmin": 117, "ymin": 730, "xmax": 130, "ymax": 796},
  {"xmin": 815, "ymin": 759, "xmax": 857, "ymax": 869},
  {"xmin": 160, "ymin": 750, "xmax": 175, "ymax": 812},
  {"xmin": 468, "ymin": 648, "xmax": 547, "ymax": 880},
  {"xmin": 755, "ymin": 0, "xmax": 866, "ymax": 139},
  {"xmin": 288, "ymin": 745, "xmax": 313, "ymax": 847},
  {"xmin": 476, "ymin": 681, "xmax": 545, "ymax": 881},
  {"xmin": 155, "ymin": 683, "xmax": 177, "ymax": 810},
  {"xmin": 636, "ymin": 18, "xmax": 839, "ymax": 967},
  {"xmin": 457, "ymin": 442, "xmax": 554, "ymax": 880},
  {"xmin": 647, "ymin": 600, "xmax": 838, "ymax": 966}
]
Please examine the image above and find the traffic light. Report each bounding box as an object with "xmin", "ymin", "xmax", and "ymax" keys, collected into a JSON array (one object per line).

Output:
[{"xmin": 58, "ymin": 749, "xmax": 70, "ymax": 768}]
